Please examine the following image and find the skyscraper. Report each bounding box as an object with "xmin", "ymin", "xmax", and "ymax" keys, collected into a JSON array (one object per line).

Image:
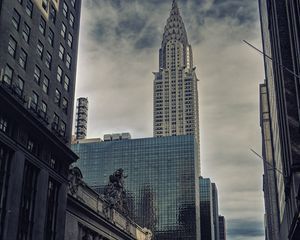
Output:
[
  {"xmin": 259, "ymin": 0, "xmax": 300, "ymax": 239},
  {"xmin": 0, "ymin": 0, "xmax": 81, "ymax": 239},
  {"xmin": 75, "ymin": 97, "xmax": 88, "ymax": 140},
  {"xmin": 218, "ymin": 216, "xmax": 226, "ymax": 240},
  {"xmin": 72, "ymin": 135, "xmax": 200, "ymax": 240},
  {"xmin": 153, "ymin": 0, "xmax": 199, "ymax": 143}
]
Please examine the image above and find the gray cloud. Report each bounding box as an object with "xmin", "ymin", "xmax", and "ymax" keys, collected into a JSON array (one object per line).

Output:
[{"xmin": 75, "ymin": 0, "xmax": 265, "ymax": 239}]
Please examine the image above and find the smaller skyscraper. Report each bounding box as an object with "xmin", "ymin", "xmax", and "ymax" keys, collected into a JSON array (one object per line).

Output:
[
  {"xmin": 218, "ymin": 216, "xmax": 226, "ymax": 240},
  {"xmin": 212, "ymin": 183, "xmax": 220, "ymax": 240},
  {"xmin": 75, "ymin": 97, "xmax": 88, "ymax": 140}
]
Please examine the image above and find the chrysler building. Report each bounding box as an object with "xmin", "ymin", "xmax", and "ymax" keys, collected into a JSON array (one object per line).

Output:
[{"xmin": 153, "ymin": 0, "xmax": 200, "ymax": 142}]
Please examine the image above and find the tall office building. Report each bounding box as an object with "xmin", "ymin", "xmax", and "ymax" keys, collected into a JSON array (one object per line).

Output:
[
  {"xmin": 0, "ymin": 0, "xmax": 81, "ymax": 239},
  {"xmin": 259, "ymin": 0, "xmax": 300, "ymax": 239},
  {"xmin": 153, "ymin": 0, "xmax": 200, "ymax": 143},
  {"xmin": 212, "ymin": 183, "xmax": 220, "ymax": 240},
  {"xmin": 75, "ymin": 97, "xmax": 88, "ymax": 140},
  {"xmin": 72, "ymin": 135, "xmax": 200, "ymax": 240},
  {"xmin": 218, "ymin": 216, "xmax": 226, "ymax": 240}
]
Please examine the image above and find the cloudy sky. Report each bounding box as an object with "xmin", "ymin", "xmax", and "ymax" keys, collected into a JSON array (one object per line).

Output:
[{"xmin": 75, "ymin": 0, "xmax": 265, "ymax": 239}]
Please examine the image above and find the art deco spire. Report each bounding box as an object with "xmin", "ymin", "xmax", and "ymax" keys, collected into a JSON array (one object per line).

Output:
[{"xmin": 162, "ymin": 0, "xmax": 188, "ymax": 47}]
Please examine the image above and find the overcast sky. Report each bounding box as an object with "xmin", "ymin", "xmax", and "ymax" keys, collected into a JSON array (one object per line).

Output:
[{"xmin": 75, "ymin": 0, "xmax": 265, "ymax": 239}]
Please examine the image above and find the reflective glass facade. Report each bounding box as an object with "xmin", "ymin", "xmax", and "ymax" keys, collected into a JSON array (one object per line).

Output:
[{"xmin": 72, "ymin": 135, "xmax": 200, "ymax": 240}]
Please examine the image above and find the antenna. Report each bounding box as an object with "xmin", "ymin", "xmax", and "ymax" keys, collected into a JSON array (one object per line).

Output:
[
  {"xmin": 243, "ymin": 40, "xmax": 300, "ymax": 79},
  {"xmin": 250, "ymin": 148, "xmax": 284, "ymax": 175}
]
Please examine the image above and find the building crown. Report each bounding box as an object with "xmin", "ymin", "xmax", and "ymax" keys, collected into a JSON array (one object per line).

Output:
[{"xmin": 162, "ymin": 0, "xmax": 188, "ymax": 47}]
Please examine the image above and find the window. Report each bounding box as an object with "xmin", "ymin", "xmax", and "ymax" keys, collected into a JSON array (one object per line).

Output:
[
  {"xmin": 52, "ymin": 113, "xmax": 59, "ymax": 130},
  {"xmin": 8, "ymin": 36, "xmax": 17, "ymax": 57},
  {"xmin": 33, "ymin": 65, "xmax": 41, "ymax": 84},
  {"xmin": 61, "ymin": 23, "xmax": 66, "ymax": 38},
  {"xmin": 3, "ymin": 65, "xmax": 13, "ymax": 85},
  {"xmin": 45, "ymin": 52, "xmax": 52, "ymax": 69},
  {"xmin": 62, "ymin": 98, "xmax": 68, "ymax": 114},
  {"xmin": 31, "ymin": 92, "xmax": 38, "ymax": 111},
  {"xmin": 0, "ymin": 118, "xmax": 8, "ymax": 133},
  {"xmin": 50, "ymin": 5, "xmax": 56, "ymax": 23},
  {"xmin": 63, "ymin": 2, "xmax": 68, "ymax": 17},
  {"xmin": 42, "ymin": 76, "xmax": 49, "ymax": 94},
  {"xmin": 54, "ymin": 89, "xmax": 61, "ymax": 105},
  {"xmin": 48, "ymin": 28, "xmax": 54, "ymax": 46},
  {"xmin": 37, "ymin": 41, "xmax": 44, "ymax": 59},
  {"xmin": 22, "ymin": 23, "xmax": 31, "ymax": 43},
  {"xmin": 16, "ymin": 77, "xmax": 24, "ymax": 96},
  {"xmin": 67, "ymin": 33, "xmax": 73, "ymax": 48},
  {"xmin": 12, "ymin": 9, "xmax": 20, "ymax": 30},
  {"xmin": 39, "ymin": 17, "xmax": 46, "ymax": 35},
  {"xmin": 69, "ymin": 13, "xmax": 74, "ymax": 27},
  {"xmin": 71, "ymin": 0, "xmax": 76, "ymax": 8},
  {"xmin": 19, "ymin": 49, "xmax": 27, "ymax": 69},
  {"xmin": 42, "ymin": 0, "xmax": 49, "ymax": 10},
  {"xmin": 57, "ymin": 66, "xmax": 63, "ymax": 82},
  {"xmin": 17, "ymin": 162, "xmax": 38, "ymax": 240},
  {"xmin": 18, "ymin": 0, "xmax": 23, "ymax": 4},
  {"xmin": 59, "ymin": 44, "xmax": 65, "ymax": 60},
  {"xmin": 64, "ymin": 75, "xmax": 70, "ymax": 91},
  {"xmin": 44, "ymin": 179, "xmax": 59, "ymax": 240},
  {"xmin": 66, "ymin": 54, "xmax": 71, "ymax": 69},
  {"xmin": 41, "ymin": 101, "xmax": 47, "ymax": 118},
  {"xmin": 26, "ymin": 0, "xmax": 33, "ymax": 17},
  {"xmin": 60, "ymin": 121, "xmax": 66, "ymax": 136}
]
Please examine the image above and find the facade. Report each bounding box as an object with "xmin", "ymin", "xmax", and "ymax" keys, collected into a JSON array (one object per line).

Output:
[
  {"xmin": 75, "ymin": 97, "xmax": 88, "ymax": 140},
  {"xmin": 259, "ymin": 83, "xmax": 280, "ymax": 240},
  {"xmin": 0, "ymin": 0, "xmax": 81, "ymax": 239},
  {"xmin": 259, "ymin": 0, "xmax": 300, "ymax": 239},
  {"xmin": 65, "ymin": 167, "xmax": 152, "ymax": 240},
  {"xmin": 199, "ymin": 177, "xmax": 215, "ymax": 240},
  {"xmin": 153, "ymin": 0, "xmax": 200, "ymax": 143},
  {"xmin": 218, "ymin": 216, "xmax": 226, "ymax": 240},
  {"xmin": 72, "ymin": 135, "xmax": 200, "ymax": 240}
]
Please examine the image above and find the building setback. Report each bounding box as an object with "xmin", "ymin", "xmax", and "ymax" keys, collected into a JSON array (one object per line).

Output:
[
  {"xmin": 72, "ymin": 135, "xmax": 200, "ymax": 240},
  {"xmin": 259, "ymin": 0, "xmax": 300, "ymax": 239},
  {"xmin": 0, "ymin": 0, "xmax": 81, "ymax": 239},
  {"xmin": 153, "ymin": 0, "xmax": 200, "ymax": 144}
]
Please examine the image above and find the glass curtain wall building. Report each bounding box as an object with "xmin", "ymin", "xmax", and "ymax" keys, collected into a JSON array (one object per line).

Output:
[{"xmin": 72, "ymin": 135, "xmax": 200, "ymax": 240}]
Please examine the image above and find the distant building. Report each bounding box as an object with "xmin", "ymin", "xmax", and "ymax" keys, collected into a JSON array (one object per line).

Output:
[
  {"xmin": 212, "ymin": 183, "xmax": 220, "ymax": 240},
  {"xmin": 72, "ymin": 135, "xmax": 200, "ymax": 239},
  {"xmin": 75, "ymin": 97, "xmax": 88, "ymax": 140},
  {"xmin": 0, "ymin": 0, "xmax": 82, "ymax": 239},
  {"xmin": 218, "ymin": 216, "xmax": 226, "ymax": 240},
  {"xmin": 65, "ymin": 167, "xmax": 152, "ymax": 240},
  {"xmin": 259, "ymin": 0, "xmax": 300, "ymax": 238}
]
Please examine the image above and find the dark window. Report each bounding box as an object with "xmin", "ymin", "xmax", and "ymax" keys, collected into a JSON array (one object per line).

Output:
[
  {"xmin": 71, "ymin": 0, "xmax": 76, "ymax": 8},
  {"xmin": 0, "ymin": 145, "xmax": 11, "ymax": 238},
  {"xmin": 37, "ymin": 41, "xmax": 44, "ymax": 59},
  {"xmin": 19, "ymin": 49, "xmax": 27, "ymax": 69},
  {"xmin": 67, "ymin": 33, "xmax": 73, "ymax": 48},
  {"xmin": 3, "ymin": 65, "xmax": 13, "ymax": 85},
  {"xmin": 0, "ymin": 118, "xmax": 8, "ymax": 133},
  {"xmin": 26, "ymin": 0, "xmax": 33, "ymax": 17},
  {"xmin": 30, "ymin": 92, "xmax": 38, "ymax": 111},
  {"xmin": 56, "ymin": 66, "xmax": 63, "ymax": 82},
  {"xmin": 44, "ymin": 179, "xmax": 59, "ymax": 240},
  {"xmin": 41, "ymin": 101, "xmax": 47, "ymax": 118},
  {"xmin": 39, "ymin": 17, "xmax": 46, "ymax": 35},
  {"xmin": 17, "ymin": 162, "xmax": 38, "ymax": 240},
  {"xmin": 63, "ymin": 2, "xmax": 68, "ymax": 17},
  {"xmin": 8, "ymin": 36, "xmax": 17, "ymax": 58},
  {"xmin": 61, "ymin": 23, "xmax": 66, "ymax": 38},
  {"xmin": 52, "ymin": 113, "xmax": 59, "ymax": 130},
  {"xmin": 59, "ymin": 44, "xmax": 65, "ymax": 60},
  {"xmin": 69, "ymin": 13, "xmax": 74, "ymax": 28},
  {"xmin": 22, "ymin": 23, "xmax": 31, "ymax": 43},
  {"xmin": 62, "ymin": 98, "xmax": 68, "ymax": 114},
  {"xmin": 50, "ymin": 5, "xmax": 56, "ymax": 23},
  {"xmin": 15, "ymin": 77, "xmax": 24, "ymax": 96},
  {"xmin": 33, "ymin": 65, "xmax": 41, "ymax": 84},
  {"xmin": 54, "ymin": 89, "xmax": 61, "ymax": 105},
  {"xmin": 42, "ymin": 76, "xmax": 49, "ymax": 94},
  {"xmin": 12, "ymin": 9, "xmax": 21, "ymax": 30},
  {"xmin": 45, "ymin": 52, "xmax": 52, "ymax": 69},
  {"xmin": 42, "ymin": 0, "xmax": 49, "ymax": 10},
  {"xmin": 18, "ymin": 0, "xmax": 23, "ymax": 4},
  {"xmin": 48, "ymin": 28, "xmax": 54, "ymax": 46},
  {"xmin": 64, "ymin": 75, "xmax": 70, "ymax": 91},
  {"xmin": 60, "ymin": 121, "xmax": 66, "ymax": 136},
  {"xmin": 66, "ymin": 54, "xmax": 71, "ymax": 69}
]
